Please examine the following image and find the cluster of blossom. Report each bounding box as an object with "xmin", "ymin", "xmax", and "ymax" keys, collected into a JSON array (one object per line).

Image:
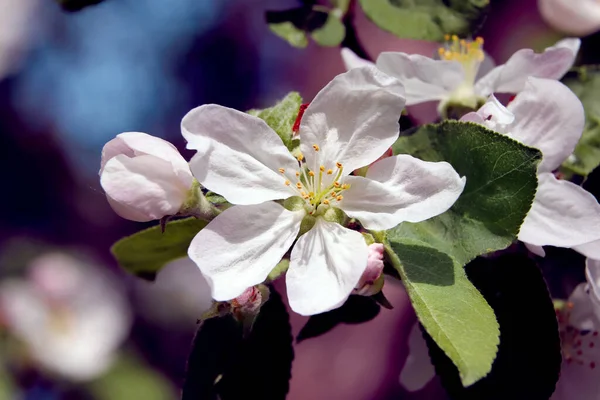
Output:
[{"xmin": 99, "ymin": 35, "xmax": 600, "ymax": 397}]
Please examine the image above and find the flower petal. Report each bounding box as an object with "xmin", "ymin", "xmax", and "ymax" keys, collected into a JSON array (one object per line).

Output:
[
  {"xmin": 506, "ymin": 77, "xmax": 584, "ymax": 172},
  {"xmin": 463, "ymin": 94, "xmax": 515, "ymax": 133},
  {"xmin": 518, "ymin": 173, "xmax": 600, "ymax": 247},
  {"xmin": 474, "ymin": 38, "xmax": 580, "ymax": 96},
  {"xmin": 188, "ymin": 201, "xmax": 303, "ymax": 301},
  {"xmin": 101, "ymin": 132, "xmax": 192, "ymax": 187},
  {"xmin": 539, "ymin": 0, "xmax": 600, "ymax": 36},
  {"xmin": 376, "ymin": 52, "xmax": 464, "ymax": 105},
  {"xmin": 287, "ymin": 218, "xmax": 368, "ymax": 316},
  {"xmin": 573, "ymin": 240, "xmax": 600, "ymax": 259},
  {"xmin": 340, "ymin": 155, "xmax": 466, "ymax": 230},
  {"xmin": 524, "ymin": 242, "xmax": 546, "ymax": 257},
  {"xmin": 182, "ymin": 104, "xmax": 298, "ymax": 205},
  {"xmin": 399, "ymin": 323, "xmax": 436, "ymax": 392},
  {"xmin": 341, "ymin": 48, "xmax": 375, "ymax": 70},
  {"xmin": 100, "ymin": 154, "xmax": 188, "ymax": 222},
  {"xmin": 586, "ymin": 258, "xmax": 600, "ymax": 321},
  {"xmin": 299, "ymin": 67, "xmax": 405, "ymax": 175}
]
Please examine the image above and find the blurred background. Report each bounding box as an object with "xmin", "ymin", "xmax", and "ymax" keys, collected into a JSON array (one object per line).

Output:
[{"xmin": 1, "ymin": 0, "xmax": 599, "ymax": 398}]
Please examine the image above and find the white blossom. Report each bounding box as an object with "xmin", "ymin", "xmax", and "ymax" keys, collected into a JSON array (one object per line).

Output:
[
  {"xmin": 0, "ymin": 253, "xmax": 131, "ymax": 381},
  {"xmin": 182, "ymin": 67, "xmax": 465, "ymax": 316}
]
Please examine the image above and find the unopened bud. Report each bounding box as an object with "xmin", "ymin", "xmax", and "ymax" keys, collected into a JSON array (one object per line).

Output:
[
  {"xmin": 353, "ymin": 243, "xmax": 385, "ymax": 296},
  {"xmin": 230, "ymin": 286, "xmax": 263, "ymax": 315}
]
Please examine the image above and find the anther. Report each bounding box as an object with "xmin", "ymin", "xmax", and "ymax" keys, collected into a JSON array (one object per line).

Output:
[
  {"xmin": 296, "ymin": 153, "xmax": 304, "ymax": 162},
  {"xmin": 285, "ymin": 180, "xmax": 291, "ymax": 186},
  {"xmin": 444, "ymin": 34, "xmax": 450, "ymax": 41},
  {"xmin": 342, "ymin": 184, "xmax": 350, "ymax": 190},
  {"xmin": 327, "ymin": 169, "xmax": 333, "ymax": 175},
  {"xmin": 336, "ymin": 162, "xmax": 342, "ymax": 169},
  {"xmin": 323, "ymin": 199, "xmax": 330, "ymax": 205},
  {"xmin": 278, "ymin": 168, "xmax": 285, "ymax": 173},
  {"xmin": 313, "ymin": 144, "xmax": 320, "ymax": 152},
  {"xmin": 296, "ymin": 182, "xmax": 302, "ymax": 189},
  {"xmin": 336, "ymin": 195, "xmax": 343, "ymax": 201},
  {"xmin": 295, "ymin": 172, "xmax": 300, "ymax": 177},
  {"xmin": 320, "ymin": 165, "xmax": 325, "ymax": 172},
  {"xmin": 334, "ymin": 182, "xmax": 340, "ymax": 188},
  {"xmin": 308, "ymin": 171, "xmax": 315, "ymax": 177}
]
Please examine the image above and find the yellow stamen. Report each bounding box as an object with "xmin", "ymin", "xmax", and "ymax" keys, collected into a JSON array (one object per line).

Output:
[
  {"xmin": 296, "ymin": 153, "xmax": 304, "ymax": 162},
  {"xmin": 285, "ymin": 180, "xmax": 290, "ymax": 186},
  {"xmin": 323, "ymin": 199, "xmax": 330, "ymax": 205},
  {"xmin": 278, "ymin": 168, "xmax": 285, "ymax": 173},
  {"xmin": 296, "ymin": 182, "xmax": 302, "ymax": 189},
  {"xmin": 327, "ymin": 169, "xmax": 333, "ymax": 175},
  {"xmin": 336, "ymin": 162, "xmax": 342, "ymax": 169},
  {"xmin": 444, "ymin": 34, "xmax": 450, "ymax": 41},
  {"xmin": 336, "ymin": 195, "xmax": 343, "ymax": 201},
  {"xmin": 312, "ymin": 144, "xmax": 320, "ymax": 152},
  {"xmin": 334, "ymin": 182, "xmax": 340, "ymax": 188},
  {"xmin": 295, "ymin": 171, "xmax": 300, "ymax": 177},
  {"xmin": 319, "ymin": 165, "xmax": 325, "ymax": 172},
  {"xmin": 308, "ymin": 170, "xmax": 315, "ymax": 177},
  {"xmin": 342, "ymin": 184, "xmax": 350, "ymax": 190},
  {"xmin": 330, "ymin": 191, "xmax": 336, "ymax": 197}
]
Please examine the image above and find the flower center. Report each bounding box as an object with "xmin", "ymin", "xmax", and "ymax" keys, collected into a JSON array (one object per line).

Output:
[
  {"xmin": 556, "ymin": 300, "xmax": 598, "ymax": 370},
  {"xmin": 279, "ymin": 144, "xmax": 351, "ymax": 214},
  {"xmin": 438, "ymin": 35, "xmax": 485, "ymax": 107}
]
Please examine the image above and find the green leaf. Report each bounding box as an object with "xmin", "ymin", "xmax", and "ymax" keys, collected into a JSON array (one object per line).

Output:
[
  {"xmin": 111, "ymin": 217, "xmax": 207, "ymax": 280},
  {"xmin": 311, "ymin": 15, "xmax": 346, "ymax": 47},
  {"xmin": 268, "ymin": 22, "xmax": 309, "ymax": 48},
  {"xmin": 390, "ymin": 121, "xmax": 541, "ymax": 266},
  {"xmin": 426, "ymin": 253, "xmax": 561, "ymax": 400},
  {"xmin": 386, "ymin": 121, "xmax": 541, "ymax": 386},
  {"xmin": 358, "ymin": 0, "xmax": 489, "ymax": 41},
  {"xmin": 561, "ymin": 66, "xmax": 600, "ymax": 177},
  {"xmin": 248, "ymin": 92, "xmax": 303, "ymax": 150},
  {"xmin": 89, "ymin": 355, "xmax": 176, "ymax": 400},
  {"xmin": 386, "ymin": 239, "xmax": 498, "ymax": 387}
]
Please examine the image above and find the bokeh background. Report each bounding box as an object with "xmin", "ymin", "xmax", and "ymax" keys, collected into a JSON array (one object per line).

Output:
[{"xmin": 1, "ymin": 0, "xmax": 599, "ymax": 398}]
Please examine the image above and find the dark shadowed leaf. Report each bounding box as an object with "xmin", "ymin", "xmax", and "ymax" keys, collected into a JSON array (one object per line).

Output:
[
  {"xmin": 296, "ymin": 295, "xmax": 380, "ymax": 342},
  {"xmin": 182, "ymin": 289, "xmax": 293, "ymax": 400},
  {"xmin": 424, "ymin": 252, "xmax": 561, "ymax": 400},
  {"xmin": 56, "ymin": 0, "xmax": 105, "ymax": 12}
]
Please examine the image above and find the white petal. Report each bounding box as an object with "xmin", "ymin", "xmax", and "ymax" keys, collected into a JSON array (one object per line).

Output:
[
  {"xmin": 286, "ymin": 218, "xmax": 368, "ymax": 316},
  {"xmin": 524, "ymin": 242, "xmax": 546, "ymax": 257},
  {"xmin": 399, "ymin": 323, "xmax": 436, "ymax": 392},
  {"xmin": 539, "ymin": 0, "xmax": 600, "ymax": 36},
  {"xmin": 506, "ymin": 77, "xmax": 584, "ymax": 172},
  {"xmin": 101, "ymin": 131, "xmax": 192, "ymax": 187},
  {"xmin": 574, "ymin": 240, "xmax": 600, "ymax": 259},
  {"xmin": 376, "ymin": 52, "xmax": 463, "ymax": 105},
  {"xmin": 100, "ymin": 154, "xmax": 189, "ymax": 222},
  {"xmin": 188, "ymin": 202, "xmax": 303, "ymax": 301},
  {"xmin": 341, "ymin": 48, "xmax": 375, "ymax": 70},
  {"xmin": 299, "ymin": 67, "xmax": 406, "ymax": 174},
  {"xmin": 182, "ymin": 104, "xmax": 298, "ymax": 205},
  {"xmin": 518, "ymin": 173, "xmax": 600, "ymax": 247},
  {"xmin": 552, "ymin": 284, "xmax": 600, "ymax": 400},
  {"xmin": 474, "ymin": 38, "xmax": 580, "ymax": 96},
  {"xmin": 465, "ymin": 94, "xmax": 515, "ymax": 133},
  {"xmin": 340, "ymin": 155, "xmax": 466, "ymax": 230},
  {"xmin": 586, "ymin": 258, "xmax": 600, "ymax": 316}
]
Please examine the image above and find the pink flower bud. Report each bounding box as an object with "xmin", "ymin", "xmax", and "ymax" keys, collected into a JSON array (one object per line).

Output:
[
  {"xmin": 99, "ymin": 132, "xmax": 194, "ymax": 222},
  {"xmin": 230, "ymin": 286, "xmax": 262, "ymax": 314},
  {"xmin": 354, "ymin": 243, "xmax": 385, "ymax": 296}
]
